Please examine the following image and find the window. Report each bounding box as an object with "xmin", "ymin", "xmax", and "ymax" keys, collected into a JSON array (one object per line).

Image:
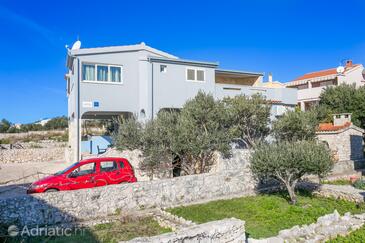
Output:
[
  {"xmin": 82, "ymin": 63, "xmax": 123, "ymax": 83},
  {"xmin": 100, "ymin": 161, "xmax": 117, "ymax": 172},
  {"xmin": 110, "ymin": 66, "xmax": 121, "ymax": 82},
  {"xmin": 97, "ymin": 65, "xmax": 108, "ymax": 81},
  {"xmin": 82, "ymin": 64, "xmax": 95, "ymax": 81},
  {"xmin": 119, "ymin": 161, "xmax": 125, "ymax": 169},
  {"xmin": 160, "ymin": 65, "xmax": 167, "ymax": 73},
  {"xmin": 197, "ymin": 70, "xmax": 205, "ymax": 81},
  {"xmin": 187, "ymin": 69, "xmax": 195, "ymax": 81},
  {"xmin": 72, "ymin": 163, "xmax": 96, "ymax": 176},
  {"xmin": 186, "ymin": 68, "xmax": 205, "ymax": 82}
]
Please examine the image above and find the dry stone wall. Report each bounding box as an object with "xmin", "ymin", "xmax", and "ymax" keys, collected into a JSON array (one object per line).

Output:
[
  {"xmin": 0, "ymin": 168, "xmax": 256, "ymax": 227},
  {"xmin": 0, "ymin": 141, "xmax": 66, "ymax": 163},
  {"xmin": 249, "ymin": 211, "xmax": 365, "ymax": 243},
  {"xmin": 125, "ymin": 218, "xmax": 246, "ymax": 243}
]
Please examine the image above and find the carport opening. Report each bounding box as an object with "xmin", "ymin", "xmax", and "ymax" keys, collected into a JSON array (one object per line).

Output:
[{"xmin": 80, "ymin": 112, "xmax": 132, "ymax": 157}]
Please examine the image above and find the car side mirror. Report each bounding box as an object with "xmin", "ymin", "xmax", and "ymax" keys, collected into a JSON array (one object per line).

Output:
[{"xmin": 68, "ymin": 171, "xmax": 78, "ymax": 178}]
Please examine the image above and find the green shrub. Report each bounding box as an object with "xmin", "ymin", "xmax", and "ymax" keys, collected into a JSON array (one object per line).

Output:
[
  {"xmin": 251, "ymin": 140, "xmax": 334, "ymax": 204},
  {"xmin": 272, "ymin": 110, "xmax": 318, "ymax": 142},
  {"xmin": 353, "ymin": 179, "xmax": 365, "ymax": 190},
  {"xmin": 0, "ymin": 138, "xmax": 10, "ymax": 144}
]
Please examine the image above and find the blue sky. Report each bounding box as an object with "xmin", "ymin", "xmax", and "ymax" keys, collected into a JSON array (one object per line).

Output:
[{"xmin": 1, "ymin": 0, "xmax": 365, "ymax": 123}]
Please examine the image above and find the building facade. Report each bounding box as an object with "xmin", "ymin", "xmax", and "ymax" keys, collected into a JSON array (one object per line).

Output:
[
  {"xmin": 286, "ymin": 60, "xmax": 365, "ymax": 111},
  {"xmin": 65, "ymin": 42, "xmax": 297, "ymax": 161}
]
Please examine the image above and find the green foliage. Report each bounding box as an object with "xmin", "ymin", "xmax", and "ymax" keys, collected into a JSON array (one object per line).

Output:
[
  {"xmin": 114, "ymin": 92, "xmax": 236, "ymax": 175},
  {"xmin": 44, "ymin": 116, "xmax": 68, "ymax": 130},
  {"xmin": 353, "ymin": 179, "xmax": 365, "ymax": 190},
  {"xmin": 0, "ymin": 138, "xmax": 10, "ymax": 144},
  {"xmin": 177, "ymin": 92, "xmax": 232, "ymax": 173},
  {"xmin": 327, "ymin": 225, "xmax": 365, "ymax": 242},
  {"xmin": 0, "ymin": 116, "xmax": 68, "ymax": 134},
  {"xmin": 272, "ymin": 110, "xmax": 318, "ymax": 142},
  {"xmin": 113, "ymin": 116, "xmax": 143, "ymax": 151},
  {"xmin": 19, "ymin": 123, "xmax": 43, "ymax": 132},
  {"xmin": 0, "ymin": 119, "xmax": 11, "ymax": 133},
  {"xmin": 2, "ymin": 217, "xmax": 170, "ymax": 243},
  {"xmin": 319, "ymin": 84, "xmax": 365, "ymax": 128},
  {"xmin": 223, "ymin": 94, "xmax": 271, "ymax": 148},
  {"xmin": 251, "ymin": 141, "xmax": 334, "ymax": 204},
  {"xmin": 168, "ymin": 192, "xmax": 365, "ymax": 239},
  {"xmin": 322, "ymin": 179, "xmax": 352, "ymax": 186}
]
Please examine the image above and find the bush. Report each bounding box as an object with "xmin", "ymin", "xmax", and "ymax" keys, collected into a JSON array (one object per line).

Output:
[
  {"xmin": 319, "ymin": 84, "xmax": 365, "ymax": 129},
  {"xmin": 272, "ymin": 110, "xmax": 318, "ymax": 142},
  {"xmin": 353, "ymin": 179, "xmax": 365, "ymax": 190},
  {"xmin": 114, "ymin": 92, "xmax": 234, "ymax": 176},
  {"xmin": 223, "ymin": 94, "xmax": 271, "ymax": 148},
  {"xmin": 251, "ymin": 140, "xmax": 334, "ymax": 204}
]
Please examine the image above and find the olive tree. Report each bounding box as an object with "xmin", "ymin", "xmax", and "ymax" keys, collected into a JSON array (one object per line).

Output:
[
  {"xmin": 177, "ymin": 92, "xmax": 232, "ymax": 174},
  {"xmin": 113, "ymin": 91, "xmax": 233, "ymax": 176},
  {"xmin": 272, "ymin": 110, "xmax": 318, "ymax": 142},
  {"xmin": 223, "ymin": 94, "xmax": 271, "ymax": 148},
  {"xmin": 250, "ymin": 140, "xmax": 333, "ymax": 204}
]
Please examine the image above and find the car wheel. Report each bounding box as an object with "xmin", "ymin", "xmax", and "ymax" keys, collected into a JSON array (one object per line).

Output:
[{"xmin": 45, "ymin": 189, "xmax": 58, "ymax": 193}]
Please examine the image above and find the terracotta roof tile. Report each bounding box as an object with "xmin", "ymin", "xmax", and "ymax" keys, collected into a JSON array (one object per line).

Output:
[
  {"xmin": 317, "ymin": 122, "xmax": 351, "ymax": 132},
  {"xmin": 293, "ymin": 64, "xmax": 359, "ymax": 81}
]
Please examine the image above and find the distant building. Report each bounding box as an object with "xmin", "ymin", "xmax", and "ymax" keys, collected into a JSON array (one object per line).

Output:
[
  {"xmin": 35, "ymin": 118, "xmax": 51, "ymax": 126},
  {"xmin": 286, "ymin": 60, "xmax": 365, "ymax": 111}
]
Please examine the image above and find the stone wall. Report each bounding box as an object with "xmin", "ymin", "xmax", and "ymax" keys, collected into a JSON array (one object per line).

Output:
[
  {"xmin": 93, "ymin": 148, "xmax": 252, "ymax": 182},
  {"xmin": 249, "ymin": 211, "xmax": 365, "ymax": 243},
  {"xmin": 125, "ymin": 218, "xmax": 246, "ymax": 243},
  {"xmin": 0, "ymin": 169, "xmax": 255, "ymax": 227},
  {"xmin": 0, "ymin": 141, "xmax": 66, "ymax": 163},
  {"xmin": 0, "ymin": 130, "xmax": 66, "ymax": 141},
  {"xmin": 317, "ymin": 127, "xmax": 364, "ymax": 162},
  {"xmin": 298, "ymin": 182, "xmax": 365, "ymax": 203}
]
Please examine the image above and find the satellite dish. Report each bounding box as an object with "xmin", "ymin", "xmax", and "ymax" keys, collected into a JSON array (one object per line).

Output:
[
  {"xmin": 71, "ymin": 40, "xmax": 81, "ymax": 50},
  {"xmin": 336, "ymin": 66, "xmax": 345, "ymax": 74}
]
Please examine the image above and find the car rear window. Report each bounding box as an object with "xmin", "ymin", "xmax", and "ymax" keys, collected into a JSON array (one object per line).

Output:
[{"xmin": 100, "ymin": 161, "xmax": 117, "ymax": 172}]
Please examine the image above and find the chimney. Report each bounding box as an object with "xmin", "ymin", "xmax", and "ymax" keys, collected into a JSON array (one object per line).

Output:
[
  {"xmin": 268, "ymin": 72, "xmax": 273, "ymax": 83},
  {"xmin": 346, "ymin": 60, "xmax": 353, "ymax": 68},
  {"xmin": 333, "ymin": 113, "xmax": 352, "ymax": 126}
]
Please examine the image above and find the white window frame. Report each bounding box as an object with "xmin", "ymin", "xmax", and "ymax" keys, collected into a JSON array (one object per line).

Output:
[
  {"xmin": 81, "ymin": 62, "xmax": 123, "ymax": 85},
  {"xmin": 186, "ymin": 68, "xmax": 206, "ymax": 82}
]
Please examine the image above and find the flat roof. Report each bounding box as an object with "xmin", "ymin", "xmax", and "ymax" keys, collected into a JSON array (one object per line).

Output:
[
  {"xmin": 149, "ymin": 57, "xmax": 219, "ymax": 68},
  {"xmin": 216, "ymin": 69, "xmax": 264, "ymax": 77}
]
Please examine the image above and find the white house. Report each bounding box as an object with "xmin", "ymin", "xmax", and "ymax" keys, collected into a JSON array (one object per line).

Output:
[{"xmin": 65, "ymin": 42, "xmax": 297, "ymax": 161}]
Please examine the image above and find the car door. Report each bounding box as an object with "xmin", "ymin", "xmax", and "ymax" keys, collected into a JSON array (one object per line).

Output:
[
  {"xmin": 67, "ymin": 162, "xmax": 97, "ymax": 190},
  {"xmin": 99, "ymin": 161, "xmax": 121, "ymax": 184}
]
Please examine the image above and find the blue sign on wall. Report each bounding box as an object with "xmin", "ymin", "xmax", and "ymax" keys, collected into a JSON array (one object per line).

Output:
[{"xmin": 93, "ymin": 101, "xmax": 100, "ymax": 107}]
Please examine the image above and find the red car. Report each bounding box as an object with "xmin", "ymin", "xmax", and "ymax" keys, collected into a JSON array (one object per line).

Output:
[{"xmin": 27, "ymin": 157, "xmax": 137, "ymax": 194}]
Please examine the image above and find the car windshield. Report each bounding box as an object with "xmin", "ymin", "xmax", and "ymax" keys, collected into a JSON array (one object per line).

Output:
[{"xmin": 54, "ymin": 162, "xmax": 79, "ymax": 175}]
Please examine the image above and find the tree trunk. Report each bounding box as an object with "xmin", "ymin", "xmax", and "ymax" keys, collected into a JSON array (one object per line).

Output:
[{"xmin": 285, "ymin": 182, "xmax": 297, "ymax": 204}]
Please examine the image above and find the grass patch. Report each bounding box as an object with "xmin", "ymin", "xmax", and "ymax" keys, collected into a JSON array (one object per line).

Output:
[
  {"xmin": 2, "ymin": 217, "xmax": 170, "ymax": 243},
  {"xmin": 327, "ymin": 225, "xmax": 365, "ymax": 242},
  {"xmin": 168, "ymin": 191, "xmax": 365, "ymax": 239},
  {"xmin": 322, "ymin": 179, "xmax": 352, "ymax": 186}
]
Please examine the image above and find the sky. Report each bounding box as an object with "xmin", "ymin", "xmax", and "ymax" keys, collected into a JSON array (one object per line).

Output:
[{"xmin": 0, "ymin": 0, "xmax": 365, "ymax": 123}]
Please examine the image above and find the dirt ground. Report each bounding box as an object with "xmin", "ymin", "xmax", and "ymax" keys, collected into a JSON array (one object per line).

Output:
[{"xmin": 0, "ymin": 160, "xmax": 71, "ymax": 198}]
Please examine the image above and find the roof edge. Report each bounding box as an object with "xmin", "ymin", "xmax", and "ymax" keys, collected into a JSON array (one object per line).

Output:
[
  {"xmin": 149, "ymin": 57, "xmax": 219, "ymax": 68},
  {"xmin": 70, "ymin": 43, "xmax": 178, "ymax": 59},
  {"xmin": 216, "ymin": 69, "xmax": 264, "ymax": 76}
]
